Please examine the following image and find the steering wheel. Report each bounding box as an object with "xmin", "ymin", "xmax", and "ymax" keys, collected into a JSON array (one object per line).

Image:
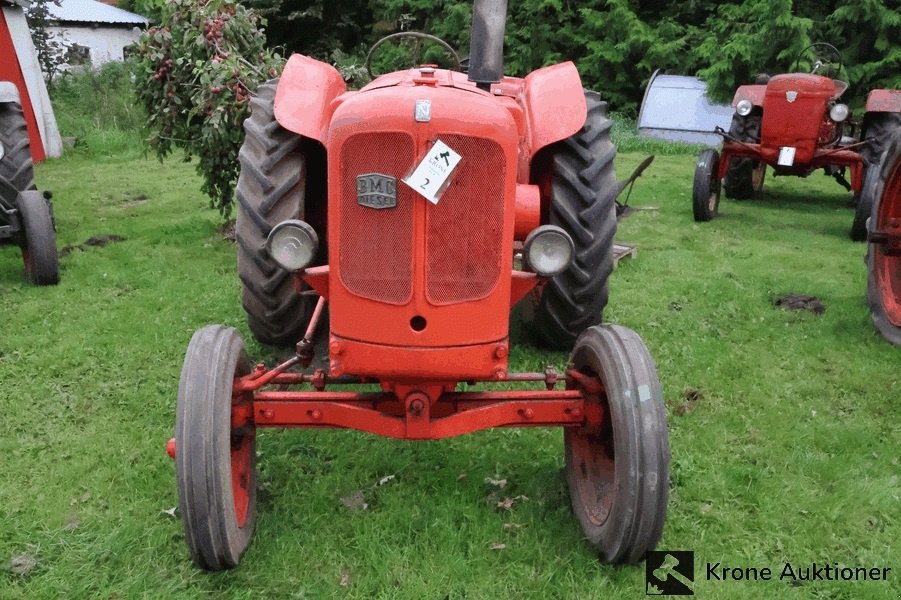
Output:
[
  {"xmin": 365, "ymin": 32, "xmax": 461, "ymax": 79},
  {"xmin": 792, "ymin": 43, "xmax": 843, "ymax": 77}
]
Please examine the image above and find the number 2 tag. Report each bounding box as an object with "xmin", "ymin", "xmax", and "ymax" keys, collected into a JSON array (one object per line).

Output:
[{"xmin": 403, "ymin": 139, "xmax": 462, "ymax": 205}]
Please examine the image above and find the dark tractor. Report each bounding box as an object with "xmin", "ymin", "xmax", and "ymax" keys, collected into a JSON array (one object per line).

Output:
[{"xmin": 0, "ymin": 82, "xmax": 58, "ymax": 285}]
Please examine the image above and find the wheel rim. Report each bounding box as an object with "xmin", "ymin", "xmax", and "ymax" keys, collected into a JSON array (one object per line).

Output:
[
  {"xmin": 230, "ymin": 388, "xmax": 254, "ymax": 528},
  {"xmin": 567, "ymin": 368, "xmax": 614, "ymax": 527},
  {"xmin": 707, "ymin": 177, "xmax": 720, "ymax": 212},
  {"xmin": 875, "ymin": 157, "xmax": 901, "ymax": 327}
]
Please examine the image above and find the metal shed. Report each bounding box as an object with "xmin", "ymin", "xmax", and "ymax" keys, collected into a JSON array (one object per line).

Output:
[{"xmin": 638, "ymin": 69, "xmax": 734, "ymax": 147}]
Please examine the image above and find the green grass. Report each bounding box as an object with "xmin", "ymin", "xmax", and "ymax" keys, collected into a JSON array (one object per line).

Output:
[
  {"xmin": 49, "ymin": 63, "xmax": 147, "ymax": 161},
  {"xmin": 0, "ymin": 140, "xmax": 898, "ymax": 599}
]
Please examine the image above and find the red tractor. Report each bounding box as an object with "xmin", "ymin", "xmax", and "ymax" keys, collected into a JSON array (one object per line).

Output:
[
  {"xmin": 0, "ymin": 82, "xmax": 59, "ymax": 285},
  {"xmin": 169, "ymin": 0, "xmax": 669, "ymax": 570},
  {"xmin": 692, "ymin": 43, "xmax": 900, "ymax": 242},
  {"xmin": 866, "ymin": 128, "xmax": 901, "ymax": 346}
]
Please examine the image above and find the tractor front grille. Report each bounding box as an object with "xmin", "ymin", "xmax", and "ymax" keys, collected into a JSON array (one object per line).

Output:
[
  {"xmin": 338, "ymin": 132, "xmax": 505, "ymax": 306},
  {"xmin": 339, "ymin": 132, "xmax": 415, "ymax": 305},
  {"xmin": 425, "ymin": 135, "xmax": 505, "ymax": 305}
]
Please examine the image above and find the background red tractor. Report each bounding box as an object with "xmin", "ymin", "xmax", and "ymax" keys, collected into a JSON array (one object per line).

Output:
[
  {"xmin": 170, "ymin": 0, "xmax": 669, "ymax": 570},
  {"xmin": 866, "ymin": 128, "xmax": 901, "ymax": 346},
  {"xmin": 692, "ymin": 43, "xmax": 900, "ymax": 242},
  {"xmin": 0, "ymin": 82, "xmax": 59, "ymax": 285}
]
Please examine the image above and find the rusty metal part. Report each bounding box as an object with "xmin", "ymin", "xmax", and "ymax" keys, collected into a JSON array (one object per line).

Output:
[
  {"xmin": 296, "ymin": 295, "xmax": 326, "ymax": 368},
  {"xmin": 468, "ymin": 0, "xmax": 508, "ymax": 88},
  {"xmin": 225, "ymin": 361, "xmax": 587, "ymax": 440}
]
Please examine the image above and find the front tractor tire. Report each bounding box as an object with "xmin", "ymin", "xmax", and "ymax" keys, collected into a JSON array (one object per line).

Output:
[
  {"xmin": 692, "ymin": 149, "xmax": 720, "ymax": 222},
  {"xmin": 236, "ymin": 81, "xmax": 314, "ymax": 346},
  {"xmin": 866, "ymin": 130, "xmax": 901, "ymax": 346},
  {"xmin": 17, "ymin": 191, "xmax": 59, "ymax": 285},
  {"xmin": 723, "ymin": 112, "xmax": 765, "ymax": 199},
  {"xmin": 565, "ymin": 325, "xmax": 669, "ymax": 563},
  {"xmin": 176, "ymin": 325, "xmax": 257, "ymax": 570},
  {"xmin": 529, "ymin": 91, "xmax": 617, "ymax": 350}
]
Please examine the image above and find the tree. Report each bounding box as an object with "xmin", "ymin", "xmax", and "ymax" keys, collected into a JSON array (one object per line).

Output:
[
  {"xmin": 26, "ymin": 0, "xmax": 71, "ymax": 88},
  {"xmin": 133, "ymin": 0, "xmax": 284, "ymax": 216}
]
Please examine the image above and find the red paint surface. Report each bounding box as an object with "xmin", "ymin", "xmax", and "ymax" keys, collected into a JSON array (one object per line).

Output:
[
  {"xmin": 865, "ymin": 89, "xmax": 901, "ymax": 114},
  {"xmin": 0, "ymin": 9, "xmax": 45, "ymax": 161},
  {"xmin": 873, "ymin": 153, "xmax": 901, "ymax": 326}
]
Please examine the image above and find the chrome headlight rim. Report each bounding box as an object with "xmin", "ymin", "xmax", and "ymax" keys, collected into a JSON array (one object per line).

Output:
[
  {"xmin": 829, "ymin": 103, "xmax": 849, "ymax": 123},
  {"xmin": 522, "ymin": 224, "xmax": 575, "ymax": 278},
  {"xmin": 265, "ymin": 219, "xmax": 319, "ymax": 272},
  {"xmin": 736, "ymin": 99, "xmax": 754, "ymax": 117}
]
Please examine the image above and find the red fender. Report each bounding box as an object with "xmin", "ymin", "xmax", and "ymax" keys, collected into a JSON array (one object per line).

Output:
[
  {"xmin": 274, "ymin": 54, "xmax": 347, "ymax": 143},
  {"xmin": 865, "ymin": 89, "xmax": 901, "ymax": 113},
  {"xmin": 523, "ymin": 61, "xmax": 587, "ymax": 154},
  {"xmin": 732, "ymin": 84, "xmax": 766, "ymax": 108}
]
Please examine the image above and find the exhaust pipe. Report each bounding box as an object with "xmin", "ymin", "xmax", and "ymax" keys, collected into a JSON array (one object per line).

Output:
[{"xmin": 468, "ymin": 0, "xmax": 508, "ymax": 90}]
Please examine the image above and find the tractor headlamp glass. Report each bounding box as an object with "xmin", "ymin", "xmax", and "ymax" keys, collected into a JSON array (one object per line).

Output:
[
  {"xmin": 266, "ymin": 220, "xmax": 319, "ymax": 272},
  {"xmin": 829, "ymin": 103, "xmax": 849, "ymax": 122},
  {"xmin": 736, "ymin": 99, "xmax": 753, "ymax": 117},
  {"xmin": 523, "ymin": 225, "xmax": 574, "ymax": 277}
]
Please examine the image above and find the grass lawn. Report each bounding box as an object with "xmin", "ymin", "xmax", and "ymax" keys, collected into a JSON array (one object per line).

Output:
[{"xmin": 0, "ymin": 145, "xmax": 898, "ymax": 599}]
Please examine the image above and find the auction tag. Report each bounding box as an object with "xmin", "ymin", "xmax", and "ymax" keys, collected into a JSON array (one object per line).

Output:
[
  {"xmin": 777, "ymin": 146, "xmax": 796, "ymax": 166},
  {"xmin": 403, "ymin": 139, "xmax": 462, "ymax": 204}
]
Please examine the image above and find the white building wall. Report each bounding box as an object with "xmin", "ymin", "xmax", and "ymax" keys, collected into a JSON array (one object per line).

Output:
[{"xmin": 47, "ymin": 24, "xmax": 143, "ymax": 68}]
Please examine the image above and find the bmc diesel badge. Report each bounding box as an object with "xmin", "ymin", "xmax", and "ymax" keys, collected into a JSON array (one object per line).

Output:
[
  {"xmin": 356, "ymin": 173, "xmax": 397, "ymax": 209},
  {"xmin": 786, "ymin": 90, "xmax": 798, "ymax": 103}
]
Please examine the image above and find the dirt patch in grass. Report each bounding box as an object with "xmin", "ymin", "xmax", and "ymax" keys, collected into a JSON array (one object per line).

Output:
[
  {"xmin": 59, "ymin": 234, "xmax": 126, "ymax": 257},
  {"xmin": 672, "ymin": 388, "xmax": 702, "ymax": 416},
  {"xmin": 218, "ymin": 219, "xmax": 236, "ymax": 242},
  {"xmin": 775, "ymin": 294, "xmax": 826, "ymax": 315}
]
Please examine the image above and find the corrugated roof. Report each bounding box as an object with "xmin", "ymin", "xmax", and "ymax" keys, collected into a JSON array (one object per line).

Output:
[{"xmin": 46, "ymin": 0, "xmax": 148, "ymax": 26}]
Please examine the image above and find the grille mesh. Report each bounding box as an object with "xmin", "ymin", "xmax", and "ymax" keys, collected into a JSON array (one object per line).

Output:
[
  {"xmin": 426, "ymin": 135, "xmax": 505, "ymax": 305},
  {"xmin": 339, "ymin": 133, "xmax": 415, "ymax": 304}
]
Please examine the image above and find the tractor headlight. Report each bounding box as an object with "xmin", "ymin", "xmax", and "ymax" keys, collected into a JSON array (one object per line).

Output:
[
  {"xmin": 523, "ymin": 225, "xmax": 574, "ymax": 277},
  {"xmin": 266, "ymin": 220, "xmax": 319, "ymax": 272},
  {"xmin": 736, "ymin": 99, "xmax": 753, "ymax": 117},
  {"xmin": 829, "ymin": 103, "xmax": 849, "ymax": 122}
]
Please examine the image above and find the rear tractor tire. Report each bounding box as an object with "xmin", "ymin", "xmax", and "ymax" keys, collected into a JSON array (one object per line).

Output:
[
  {"xmin": 866, "ymin": 129, "xmax": 901, "ymax": 346},
  {"xmin": 0, "ymin": 99, "xmax": 36, "ymax": 193},
  {"xmin": 723, "ymin": 112, "xmax": 765, "ymax": 200},
  {"xmin": 176, "ymin": 325, "xmax": 257, "ymax": 570},
  {"xmin": 529, "ymin": 91, "xmax": 617, "ymax": 350},
  {"xmin": 854, "ymin": 113, "xmax": 901, "ymax": 241},
  {"xmin": 236, "ymin": 80, "xmax": 316, "ymax": 346},
  {"xmin": 850, "ymin": 166, "xmax": 880, "ymax": 242},
  {"xmin": 17, "ymin": 191, "xmax": 59, "ymax": 285},
  {"xmin": 692, "ymin": 149, "xmax": 720, "ymax": 222},
  {"xmin": 565, "ymin": 325, "xmax": 669, "ymax": 563}
]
